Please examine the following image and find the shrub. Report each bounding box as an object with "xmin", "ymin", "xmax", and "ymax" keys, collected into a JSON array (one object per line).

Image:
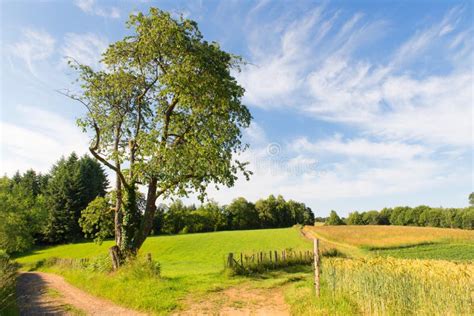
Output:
[{"xmin": 123, "ymin": 256, "xmax": 161, "ymax": 279}]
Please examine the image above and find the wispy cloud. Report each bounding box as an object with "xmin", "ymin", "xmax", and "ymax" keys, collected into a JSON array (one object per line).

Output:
[
  {"xmin": 292, "ymin": 136, "xmax": 428, "ymax": 160},
  {"xmin": 10, "ymin": 29, "xmax": 55, "ymax": 76},
  {"xmin": 240, "ymin": 5, "xmax": 472, "ymax": 149},
  {"xmin": 74, "ymin": 0, "xmax": 120, "ymax": 19},
  {"xmin": 61, "ymin": 33, "xmax": 109, "ymax": 69}
]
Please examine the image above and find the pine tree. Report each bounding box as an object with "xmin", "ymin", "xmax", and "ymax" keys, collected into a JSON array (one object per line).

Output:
[{"xmin": 44, "ymin": 153, "xmax": 108, "ymax": 243}]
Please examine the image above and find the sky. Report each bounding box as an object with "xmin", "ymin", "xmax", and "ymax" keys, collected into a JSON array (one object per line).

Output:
[{"xmin": 0, "ymin": 0, "xmax": 473, "ymax": 216}]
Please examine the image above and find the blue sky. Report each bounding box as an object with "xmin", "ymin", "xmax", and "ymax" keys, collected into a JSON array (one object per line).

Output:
[{"xmin": 1, "ymin": 0, "xmax": 472, "ymax": 216}]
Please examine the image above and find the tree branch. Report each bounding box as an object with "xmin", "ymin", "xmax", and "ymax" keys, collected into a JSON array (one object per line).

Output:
[{"xmin": 89, "ymin": 122, "xmax": 130, "ymax": 189}]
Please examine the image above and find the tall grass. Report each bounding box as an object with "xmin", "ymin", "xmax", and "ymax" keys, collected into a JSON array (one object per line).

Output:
[
  {"xmin": 0, "ymin": 251, "xmax": 18, "ymax": 315},
  {"xmin": 323, "ymin": 257, "xmax": 473, "ymax": 315}
]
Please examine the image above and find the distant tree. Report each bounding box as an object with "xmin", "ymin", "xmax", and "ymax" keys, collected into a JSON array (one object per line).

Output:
[
  {"xmin": 151, "ymin": 204, "xmax": 166, "ymax": 235},
  {"xmin": 326, "ymin": 210, "xmax": 345, "ymax": 225},
  {"xmin": 196, "ymin": 201, "xmax": 226, "ymax": 232},
  {"xmin": 226, "ymin": 197, "xmax": 259, "ymax": 230},
  {"xmin": 79, "ymin": 196, "xmax": 114, "ymax": 244},
  {"xmin": 469, "ymin": 193, "xmax": 474, "ymax": 206},
  {"xmin": 461, "ymin": 207, "xmax": 474, "ymax": 229},
  {"xmin": 287, "ymin": 200, "xmax": 314, "ymax": 225},
  {"xmin": 346, "ymin": 211, "xmax": 364, "ymax": 225},
  {"xmin": 255, "ymin": 195, "xmax": 279, "ymax": 228},
  {"xmin": 314, "ymin": 216, "xmax": 328, "ymax": 223},
  {"xmin": 0, "ymin": 174, "xmax": 47, "ymax": 253},
  {"xmin": 162, "ymin": 200, "xmax": 189, "ymax": 234},
  {"xmin": 362, "ymin": 211, "xmax": 381, "ymax": 225},
  {"xmin": 378, "ymin": 208, "xmax": 392, "ymax": 225}
]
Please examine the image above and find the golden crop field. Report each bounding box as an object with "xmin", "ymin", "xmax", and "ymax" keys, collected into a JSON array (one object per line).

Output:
[
  {"xmin": 322, "ymin": 257, "xmax": 474, "ymax": 315},
  {"xmin": 305, "ymin": 225, "xmax": 474, "ymax": 249}
]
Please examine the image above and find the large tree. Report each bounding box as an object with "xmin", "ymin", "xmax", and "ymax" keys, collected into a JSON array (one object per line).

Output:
[{"xmin": 67, "ymin": 8, "xmax": 251, "ymax": 267}]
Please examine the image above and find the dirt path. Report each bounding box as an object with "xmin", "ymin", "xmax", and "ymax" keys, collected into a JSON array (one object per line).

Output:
[
  {"xmin": 16, "ymin": 272, "xmax": 147, "ymax": 315},
  {"xmin": 174, "ymin": 284, "xmax": 290, "ymax": 316}
]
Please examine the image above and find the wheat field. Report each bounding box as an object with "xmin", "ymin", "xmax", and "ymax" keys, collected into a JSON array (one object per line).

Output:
[
  {"xmin": 322, "ymin": 257, "xmax": 473, "ymax": 315},
  {"xmin": 306, "ymin": 225, "xmax": 474, "ymax": 249}
]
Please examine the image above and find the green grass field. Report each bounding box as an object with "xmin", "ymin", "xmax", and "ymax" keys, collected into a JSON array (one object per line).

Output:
[
  {"xmin": 17, "ymin": 227, "xmax": 312, "ymax": 274},
  {"xmin": 373, "ymin": 242, "xmax": 474, "ymax": 260}
]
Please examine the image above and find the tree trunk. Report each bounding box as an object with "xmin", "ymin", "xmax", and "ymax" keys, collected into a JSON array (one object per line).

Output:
[
  {"xmin": 134, "ymin": 178, "xmax": 158, "ymax": 250},
  {"xmin": 114, "ymin": 173, "xmax": 123, "ymax": 247},
  {"xmin": 109, "ymin": 245, "xmax": 122, "ymax": 270}
]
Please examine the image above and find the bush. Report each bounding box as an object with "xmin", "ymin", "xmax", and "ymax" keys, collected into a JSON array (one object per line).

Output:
[
  {"xmin": 123, "ymin": 256, "xmax": 161, "ymax": 279},
  {"xmin": 321, "ymin": 248, "xmax": 346, "ymax": 258}
]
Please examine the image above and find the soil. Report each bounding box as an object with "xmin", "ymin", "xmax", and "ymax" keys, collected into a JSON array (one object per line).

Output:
[{"xmin": 175, "ymin": 285, "xmax": 290, "ymax": 316}]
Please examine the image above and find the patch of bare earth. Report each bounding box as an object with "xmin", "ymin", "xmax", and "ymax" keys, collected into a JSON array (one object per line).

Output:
[
  {"xmin": 16, "ymin": 272, "xmax": 146, "ymax": 315},
  {"xmin": 175, "ymin": 285, "xmax": 290, "ymax": 316}
]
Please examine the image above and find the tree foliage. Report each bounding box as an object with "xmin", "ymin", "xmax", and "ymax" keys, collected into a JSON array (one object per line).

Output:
[
  {"xmin": 79, "ymin": 196, "xmax": 114, "ymax": 244},
  {"xmin": 326, "ymin": 210, "xmax": 345, "ymax": 225},
  {"xmin": 0, "ymin": 172, "xmax": 48, "ymax": 254}
]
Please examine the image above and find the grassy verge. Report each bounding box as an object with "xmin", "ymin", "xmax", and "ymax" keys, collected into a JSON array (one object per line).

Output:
[{"xmin": 0, "ymin": 251, "xmax": 19, "ymax": 315}]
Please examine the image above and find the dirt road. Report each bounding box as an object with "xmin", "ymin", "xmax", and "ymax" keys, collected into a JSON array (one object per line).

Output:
[{"xmin": 16, "ymin": 272, "xmax": 146, "ymax": 315}]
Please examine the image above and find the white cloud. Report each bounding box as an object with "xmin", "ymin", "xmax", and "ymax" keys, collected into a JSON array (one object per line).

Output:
[
  {"xmin": 0, "ymin": 106, "xmax": 89, "ymax": 175},
  {"xmin": 61, "ymin": 33, "xmax": 108, "ymax": 68},
  {"xmin": 10, "ymin": 29, "xmax": 56, "ymax": 75},
  {"xmin": 74, "ymin": 0, "xmax": 120, "ymax": 19},
  {"xmin": 292, "ymin": 136, "xmax": 428, "ymax": 160},
  {"xmin": 197, "ymin": 139, "xmax": 459, "ymax": 208}
]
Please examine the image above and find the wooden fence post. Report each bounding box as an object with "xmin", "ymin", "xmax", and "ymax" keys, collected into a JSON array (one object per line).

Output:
[
  {"xmin": 313, "ymin": 238, "xmax": 320, "ymax": 297},
  {"xmin": 228, "ymin": 253, "xmax": 234, "ymax": 268}
]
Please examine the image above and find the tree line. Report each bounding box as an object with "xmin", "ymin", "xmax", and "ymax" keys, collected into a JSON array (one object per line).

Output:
[
  {"xmin": 0, "ymin": 153, "xmax": 108, "ymax": 254},
  {"xmin": 81, "ymin": 194, "xmax": 315, "ymax": 243},
  {"xmin": 154, "ymin": 195, "xmax": 315, "ymax": 235},
  {"xmin": 0, "ymin": 153, "xmax": 314, "ymax": 254},
  {"xmin": 325, "ymin": 203, "xmax": 473, "ymax": 229}
]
